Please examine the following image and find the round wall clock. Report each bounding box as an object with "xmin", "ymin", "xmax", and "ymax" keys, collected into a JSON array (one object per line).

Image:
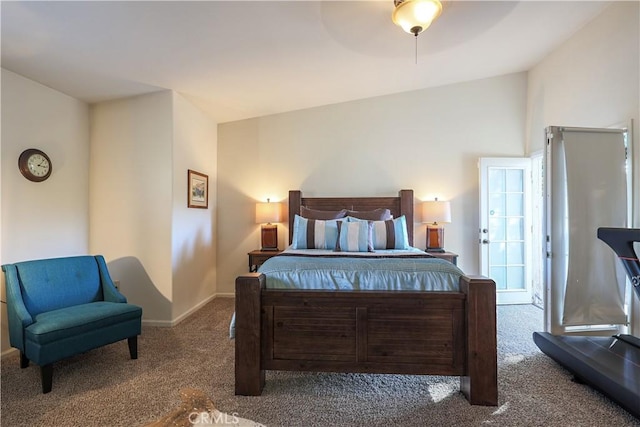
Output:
[{"xmin": 18, "ymin": 148, "xmax": 52, "ymax": 182}]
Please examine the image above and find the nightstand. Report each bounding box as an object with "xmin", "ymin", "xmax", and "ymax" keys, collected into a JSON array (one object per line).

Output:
[
  {"xmin": 426, "ymin": 251, "xmax": 458, "ymax": 266},
  {"xmin": 248, "ymin": 250, "xmax": 282, "ymax": 272}
]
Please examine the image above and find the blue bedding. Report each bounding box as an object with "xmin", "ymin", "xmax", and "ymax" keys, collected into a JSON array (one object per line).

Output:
[
  {"xmin": 229, "ymin": 248, "xmax": 464, "ymax": 338},
  {"xmin": 258, "ymin": 249, "xmax": 463, "ymax": 292}
]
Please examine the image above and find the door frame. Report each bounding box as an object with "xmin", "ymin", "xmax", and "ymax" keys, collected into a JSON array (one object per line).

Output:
[{"xmin": 479, "ymin": 157, "xmax": 533, "ymax": 305}]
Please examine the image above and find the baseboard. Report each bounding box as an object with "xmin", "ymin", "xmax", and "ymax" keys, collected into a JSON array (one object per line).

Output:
[
  {"xmin": 171, "ymin": 294, "xmax": 218, "ymax": 326},
  {"xmin": 1, "ymin": 347, "xmax": 18, "ymax": 360},
  {"xmin": 142, "ymin": 293, "xmax": 227, "ymax": 328}
]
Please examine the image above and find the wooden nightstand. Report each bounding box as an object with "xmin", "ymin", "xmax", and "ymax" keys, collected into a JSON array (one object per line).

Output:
[
  {"xmin": 426, "ymin": 251, "xmax": 458, "ymax": 266},
  {"xmin": 248, "ymin": 250, "xmax": 282, "ymax": 272}
]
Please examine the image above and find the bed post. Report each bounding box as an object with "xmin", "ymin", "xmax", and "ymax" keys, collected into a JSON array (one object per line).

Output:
[
  {"xmin": 235, "ymin": 273, "xmax": 265, "ymax": 395},
  {"xmin": 459, "ymin": 276, "xmax": 498, "ymax": 406}
]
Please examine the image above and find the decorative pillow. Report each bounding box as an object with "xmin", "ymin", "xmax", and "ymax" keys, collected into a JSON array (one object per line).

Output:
[
  {"xmin": 336, "ymin": 220, "xmax": 373, "ymax": 252},
  {"xmin": 370, "ymin": 216, "xmax": 410, "ymax": 250},
  {"xmin": 300, "ymin": 206, "xmax": 347, "ymax": 220},
  {"xmin": 345, "ymin": 208, "xmax": 392, "ymax": 221},
  {"xmin": 291, "ymin": 215, "xmax": 341, "ymax": 249}
]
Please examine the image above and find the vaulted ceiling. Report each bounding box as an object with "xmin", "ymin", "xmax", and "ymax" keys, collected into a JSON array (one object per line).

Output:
[{"xmin": 1, "ymin": 1, "xmax": 609, "ymax": 123}]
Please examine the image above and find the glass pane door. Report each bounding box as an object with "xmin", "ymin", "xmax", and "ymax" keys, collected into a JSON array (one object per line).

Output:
[{"xmin": 480, "ymin": 158, "xmax": 532, "ymax": 304}]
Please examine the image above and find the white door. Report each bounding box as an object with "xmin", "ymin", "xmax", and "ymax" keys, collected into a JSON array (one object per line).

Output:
[{"xmin": 479, "ymin": 157, "xmax": 532, "ymax": 305}]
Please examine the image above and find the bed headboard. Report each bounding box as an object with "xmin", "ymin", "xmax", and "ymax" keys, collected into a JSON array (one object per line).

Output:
[{"xmin": 288, "ymin": 189, "xmax": 414, "ymax": 246}]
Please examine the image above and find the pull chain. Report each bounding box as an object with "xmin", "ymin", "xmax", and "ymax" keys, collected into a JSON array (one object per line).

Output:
[{"xmin": 415, "ymin": 34, "xmax": 418, "ymax": 64}]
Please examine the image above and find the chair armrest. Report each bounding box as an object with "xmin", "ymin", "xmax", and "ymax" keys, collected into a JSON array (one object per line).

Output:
[
  {"xmin": 1, "ymin": 264, "xmax": 34, "ymax": 351},
  {"xmin": 95, "ymin": 255, "xmax": 127, "ymax": 303}
]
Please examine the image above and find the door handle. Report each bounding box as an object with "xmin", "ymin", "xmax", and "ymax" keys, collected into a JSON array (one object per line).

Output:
[{"xmin": 481, "ymin": 239, "xmax": 490, "ymax": 244}]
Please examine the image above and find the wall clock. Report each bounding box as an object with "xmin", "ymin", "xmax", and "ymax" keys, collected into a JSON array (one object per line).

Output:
[{"xmin": 18, "ymin": 148, "xmax": 52, "ymax": 182}]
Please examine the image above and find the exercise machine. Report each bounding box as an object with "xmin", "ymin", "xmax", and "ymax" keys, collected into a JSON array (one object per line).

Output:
[{"xmin": 533, "ymin": 227, "xmax": 640, "ymax": 419}]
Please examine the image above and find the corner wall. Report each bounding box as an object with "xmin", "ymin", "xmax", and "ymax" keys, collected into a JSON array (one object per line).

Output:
[
  {"xmin": 89, "ymin": 91, "xmax": 175, "ymax": 322},
  {"xmin": 89, "ymin": 91, "xmax": 218, "ymax": 325},
  {"xmin": 171, "ymin": 93, "xmax": 218, "ymax": 321}
]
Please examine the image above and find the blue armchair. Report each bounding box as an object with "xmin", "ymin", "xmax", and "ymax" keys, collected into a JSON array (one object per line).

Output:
[{"xmin": 1, "ymin": 255, "xmax": 142, "ymax": 393}]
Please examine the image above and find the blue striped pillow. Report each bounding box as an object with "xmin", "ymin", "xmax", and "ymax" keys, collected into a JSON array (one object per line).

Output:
[
  {"xmin": 290, "ymin": 215, "xmax": 341, "ymax": 249},
  {"xmin": 336, "ymin": 220, "xmax": 372, "ymax": 252},
  {"xmin": 370, "ymin": 215, "xmax": 410, "ymax": 250}
]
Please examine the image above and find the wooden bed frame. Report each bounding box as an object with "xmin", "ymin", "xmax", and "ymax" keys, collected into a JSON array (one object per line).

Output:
[{"xmin": 235, "ymin": 190, "xmax": 498, "ymax": 406}]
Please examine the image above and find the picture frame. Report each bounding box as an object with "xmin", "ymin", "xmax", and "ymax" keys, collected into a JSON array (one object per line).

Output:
[{"xmin": 187, "ymin": 169, "xmax": 208, "ymax": 209}]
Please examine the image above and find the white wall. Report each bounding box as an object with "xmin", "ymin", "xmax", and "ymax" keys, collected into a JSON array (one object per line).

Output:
[
  {"xmin": 171, "ymin": 93, "xmax": 218, "ymax": 320},
  {"xmin": 217, "ymin": 72, "xmax": 528, "ymax": 294},
  {"xmin": 90, "ymin": 91, "xmax": 218, "ymax": 325},
  {"xmin": 89, "ymin": 91, "xmax": 175, "ymax": 322},
  {"xmin": 1, "ymin": 69, "xmax": 90, "ymax": 355},
  {"xmin": 525, "ymin": 2, "xmax": 640, "ymax": 333},
  {"xmin": 526, "ymin": 2, "xmax": 639, "ymax": 154}
]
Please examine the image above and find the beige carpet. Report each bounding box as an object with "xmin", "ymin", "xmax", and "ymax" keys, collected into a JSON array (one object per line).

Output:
[{"xmin": 1, "ymin": 298, "xmax": 638, "ymax": 426}]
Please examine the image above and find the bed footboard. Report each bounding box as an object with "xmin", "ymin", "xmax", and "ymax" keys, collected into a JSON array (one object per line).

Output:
[{"xmin": 235, "ymin": 273, "xmax": 497, "ymax": 406}]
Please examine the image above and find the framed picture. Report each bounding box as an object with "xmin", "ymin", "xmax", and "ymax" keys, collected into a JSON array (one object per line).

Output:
[{"xmin": 187, "ymin": 169, "xmax": 208, "ymax": 209}]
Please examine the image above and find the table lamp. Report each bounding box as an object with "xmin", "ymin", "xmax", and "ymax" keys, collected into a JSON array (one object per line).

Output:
[
  {"xmin": 422, "ymin": 198, "xmax": 451, "ymax": 252},
  {"xmin": 255, "ymin": 199, "xmax": 281, "ymax": 251}
]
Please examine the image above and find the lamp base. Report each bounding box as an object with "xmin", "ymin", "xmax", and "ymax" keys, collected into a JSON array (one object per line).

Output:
[
  {"xmin": 426, "ymin": 225, "xmax": 445, "ymax": 253},
  {"xmin": 426, "ymin": 248, "xmax": 445, "ymax": 253},
  {"xmin": 261, "ymin": 224, "xmax": 278, "ymax": 251}
]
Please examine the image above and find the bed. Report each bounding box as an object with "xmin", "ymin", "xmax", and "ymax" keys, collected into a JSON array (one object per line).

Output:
[{"xmin": 234, "ymin": 189, "xmax": 498, "ymax": 406}]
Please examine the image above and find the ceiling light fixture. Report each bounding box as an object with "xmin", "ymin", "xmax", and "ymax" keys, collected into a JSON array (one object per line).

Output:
[{"xmin": 392, "ymin": 0, "xmax": 443, "ymax": 37}]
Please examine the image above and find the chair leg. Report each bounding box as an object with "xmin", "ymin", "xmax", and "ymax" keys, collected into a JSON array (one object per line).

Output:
[
  {"xmin": 20, "ymin": 352, "xmax": 29, "ymax": 369},
  {"xmin": 127, "ymin": 336, "xmax": 138, "ymax": 359},
  {"xmin": 41, "ymin": 364, "xmax": 53, "ymax": 394}
]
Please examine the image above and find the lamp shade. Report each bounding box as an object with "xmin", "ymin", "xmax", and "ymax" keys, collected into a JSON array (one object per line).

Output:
[
  {"xmin": 422, "ymin": 199, "xmax": 451, "ymax": 224},
  {"xmin": 255, "ymin": 200, "xmax": 281, "ymax": 224},
  {"xmin": 392, "ymin": 0, "xmax": 443, "ymax": 35}
]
